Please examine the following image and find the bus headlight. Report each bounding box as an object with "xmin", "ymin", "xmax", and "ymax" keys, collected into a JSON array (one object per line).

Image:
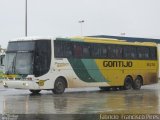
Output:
[
  {"xmin": 3, "ymin": 82, "xmax": 8, "ymax": 88},
  {"xmin": 23, "ymin": 83, "xmax": 29, "ymax": 86},
  {"xmin": 3, "ymin": 82, "xmax": 6, "ymax": 86}
]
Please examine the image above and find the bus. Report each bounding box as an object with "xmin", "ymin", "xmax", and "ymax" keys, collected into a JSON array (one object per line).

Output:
[
  {"xmin": 3, "ymin": 37, "xmax": 158, "ymax": 94},
  {"xmin": 0, "ymin": 52, "xmax": 5, "ymax": 80}
]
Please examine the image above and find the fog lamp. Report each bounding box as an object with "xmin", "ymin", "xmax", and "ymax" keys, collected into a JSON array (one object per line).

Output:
[{"xmin": 23, "ymin": 83, "xmax": 29, "ymax": 86}]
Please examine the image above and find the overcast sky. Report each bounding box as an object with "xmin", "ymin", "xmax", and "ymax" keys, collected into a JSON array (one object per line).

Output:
[{"xmin": 0, "ymin": 0, "xmax": 160, "ymax": 48}]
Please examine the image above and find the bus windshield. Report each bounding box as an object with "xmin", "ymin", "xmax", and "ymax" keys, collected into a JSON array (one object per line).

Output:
[
  {"xmin": 5, "ymin": 52, "xmax": 33, "ymax": 75},
  {"xmin": 5, "ymin": 40, "xmax": 51, "ymax": 77},
  {"xmin": 5, "ymin": 41, "xmax": 35, "ymax": 76}
]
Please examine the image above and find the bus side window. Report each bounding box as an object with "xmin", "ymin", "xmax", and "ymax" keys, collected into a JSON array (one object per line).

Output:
[
  {"xmin": 82, "ymin": 43, "xmax": 91, "ymax": 58},
  {"xmin": 108, "ymin": 45, "xmax": 115, "ymax": 59},
  {"xmin": 115, "ymin": 46, "xmax": 122, "ymax": 59},
  {"xmin": 123, "ymin": 46, "xmax": 137, "ymax": 59},
  {"xmin": 137, "ymin": 47, "xmax": 149, "ymax": 59},
  {"xmin": 54, "ymin": 41, "xmax": 63, "ymax": 58},
  {"xmin": 108, "ymin": 45, "xmax": 122, "ymax": 59},
  {"xmin": 144, "ymin": 47, "xmax": 149, "ymax": 59},
  {"xmin": 34, "ymin": 40, "xmax": 51, "ymax": 77},
  {"xmin": 91, "ymin": 44, "xmax": 101, "ymax": 58},
  {"xmin": 74, "ymin": 43, "xmax": 83, "ymax": 58},
  {"xmin": 73, "ymin": 42, "xmax": 91, "ymax": 58},
  {"xmin": 150, "ymin": 47, "xmax": 157, "ymax": 60},
  {"xmin": 101, "ymin": 45, "xmax": 107, "ymax": 58},
  {"xmin": 63, "ymin": 42, "xmax": 73, "ymax": 58}
]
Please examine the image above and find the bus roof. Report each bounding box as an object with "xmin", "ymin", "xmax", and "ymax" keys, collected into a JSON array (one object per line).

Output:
[
  {"xmin": 10, "ymin": 36, "xmax": 55, "ymax": 42},
  {"xmin": 62, "ymin": 36, "xmax": 157, "ymax": 47},
  {"xmin": 9, "ymin": 36, "xmax": 157, "ymax": 47},
  {"xmin": 89, "ymin": 35, "xmax": 160, "ymax": 43}
]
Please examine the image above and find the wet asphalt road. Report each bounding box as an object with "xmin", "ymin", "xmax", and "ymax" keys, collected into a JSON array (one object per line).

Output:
[{"xmin": 0, "ymin": 82, "xmax": 160, "ymax": 115}]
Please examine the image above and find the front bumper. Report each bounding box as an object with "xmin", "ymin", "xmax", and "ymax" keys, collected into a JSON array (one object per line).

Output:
[{"xmin": 3, "ymin": 80, "xmax": 40, "ymax": 89}]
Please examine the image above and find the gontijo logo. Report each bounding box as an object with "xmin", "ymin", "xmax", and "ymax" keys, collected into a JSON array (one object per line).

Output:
[{"xmin": 103, "ymin": 61, "xmax": 133, "ymax": 67}]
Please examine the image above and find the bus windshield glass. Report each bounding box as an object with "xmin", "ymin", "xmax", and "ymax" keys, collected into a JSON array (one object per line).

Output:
[
  {"xmin": 7, "ymin": 41, "xmax": 35, "ymax": 51},
  {"xmin": 5, "ymin": 40, "xmax": 51, "ymax": 77},
  {"xmin": 5, "ymin": 41, "xmax": 35, "ymax": 75},
  {"xmin": 5, "ymin": 52, "xmax": 33, "ymax": 75}
]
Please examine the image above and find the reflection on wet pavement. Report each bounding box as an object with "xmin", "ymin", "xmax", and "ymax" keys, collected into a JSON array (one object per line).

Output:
[{"xmin": 0, "ymin": 83, "xmax": 160, "ymax": 114}]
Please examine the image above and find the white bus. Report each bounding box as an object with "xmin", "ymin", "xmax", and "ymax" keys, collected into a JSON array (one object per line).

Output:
[
  {"xmin": 3, "ymin": 37, "xmax": 158, "ymax": 94},
  {"xmin": 0, "ymin": 53, "xmax": 5, "ymax": 80}
]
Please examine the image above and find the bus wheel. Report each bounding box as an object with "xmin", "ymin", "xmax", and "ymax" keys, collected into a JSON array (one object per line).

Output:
[
  {"xmin": 29, "ymin": 90, "xmax": 41, "ymax": 94},
  {"xmin": 99, "ymin": 87, "xmax": 111, "ymax": 91},
  {"xmin": 124, "ymin": 76, "xmax": 132, "ymax": 90},
  {"xmin": 132, "ymin": 76, "xmax": 142, "ymax": 90},
  {"xmin": 52, "ymin": 78, "xmax": 66, "ymax": 94}
]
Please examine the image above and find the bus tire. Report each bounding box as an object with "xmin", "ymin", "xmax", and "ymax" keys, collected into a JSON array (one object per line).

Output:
[
  {"xmin": 123, "ymin": 76, "xmax": 133, "ymax": 90},
  {"xmin": 99, "ymin": 87, "xmax": 111, "ymax": 91},
  {"xmin": 29, "ymin": 90, "xmax": 41, "ymax": 94},
  {"xmin": 132, "ymin": 76, "xmax": 142, "ymax": 90},
  {"xmin": 52, "ymin": 77, "xmax": 66, "ymax": 94}
]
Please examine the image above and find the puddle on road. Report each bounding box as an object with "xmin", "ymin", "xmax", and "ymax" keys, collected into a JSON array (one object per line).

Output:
[{"xmin": 1, "ymin": 87, "xmax": 160, "ymax": 114}]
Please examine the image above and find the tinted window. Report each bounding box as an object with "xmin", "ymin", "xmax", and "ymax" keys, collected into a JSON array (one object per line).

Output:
[
  {"xmin": 108, "ymin": 45, "xmax": 122, "ymax": 59},
  {"xmin": 34, "ymin": 40, "xmax": 51, "ymax": 77},
  {"xmin": 91, "ymin": 44, "xmax": 108, "ymax": 58},
  {"xmin": 91, "ymin": 44, "xmax": 102, "ymax": 58},
  {"xmin": 7, "ymin": 41, "xmax": 35, "ymax": 51},
  {"xmin": 54, "ymin": 40, "xmax": 63, "ymax": 58},
  {"xmin": 63, "ymin": 42, "xmax": 73, "ymax": 58},
  {"xmin": 123, "ymin": 46, "xmax": 137, "ymax": 59},
  {"xmin": 101, "ymin": 45, "xmax": 108, "ymax": 58},
  {"xmin": 54, "ymin": 40, "xmax": 157, "ymax": 60},
  {"xmin": 150, "ymin": 47, "xmax": 157, "ymax": 60},
  {"xmin": 73, "ymin": 42, "xmax": 90, "ymax": 58},
  {"xmin": 73, "ymin": 43, "xmax": 83, "ymax": 58},
  {"xmin": 54, "ymin": 40, "xmax": 73, "ymax": 58},
  {"xmin": 137, "ymin": 47, "xmax": 149, "ymax": 59},
  {"xmin": 82, "ymin": 43, "xmax": 90, "ymax": 58}
]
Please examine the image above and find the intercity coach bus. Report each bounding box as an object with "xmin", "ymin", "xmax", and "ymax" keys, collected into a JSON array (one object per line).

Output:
[
  {"xmin": 3, "ymin": 37, "xmax": 158, "ymax": 94},
  {"xmin": 0, "ymin": 52, "xmax": 5, "ymax": 80}
]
